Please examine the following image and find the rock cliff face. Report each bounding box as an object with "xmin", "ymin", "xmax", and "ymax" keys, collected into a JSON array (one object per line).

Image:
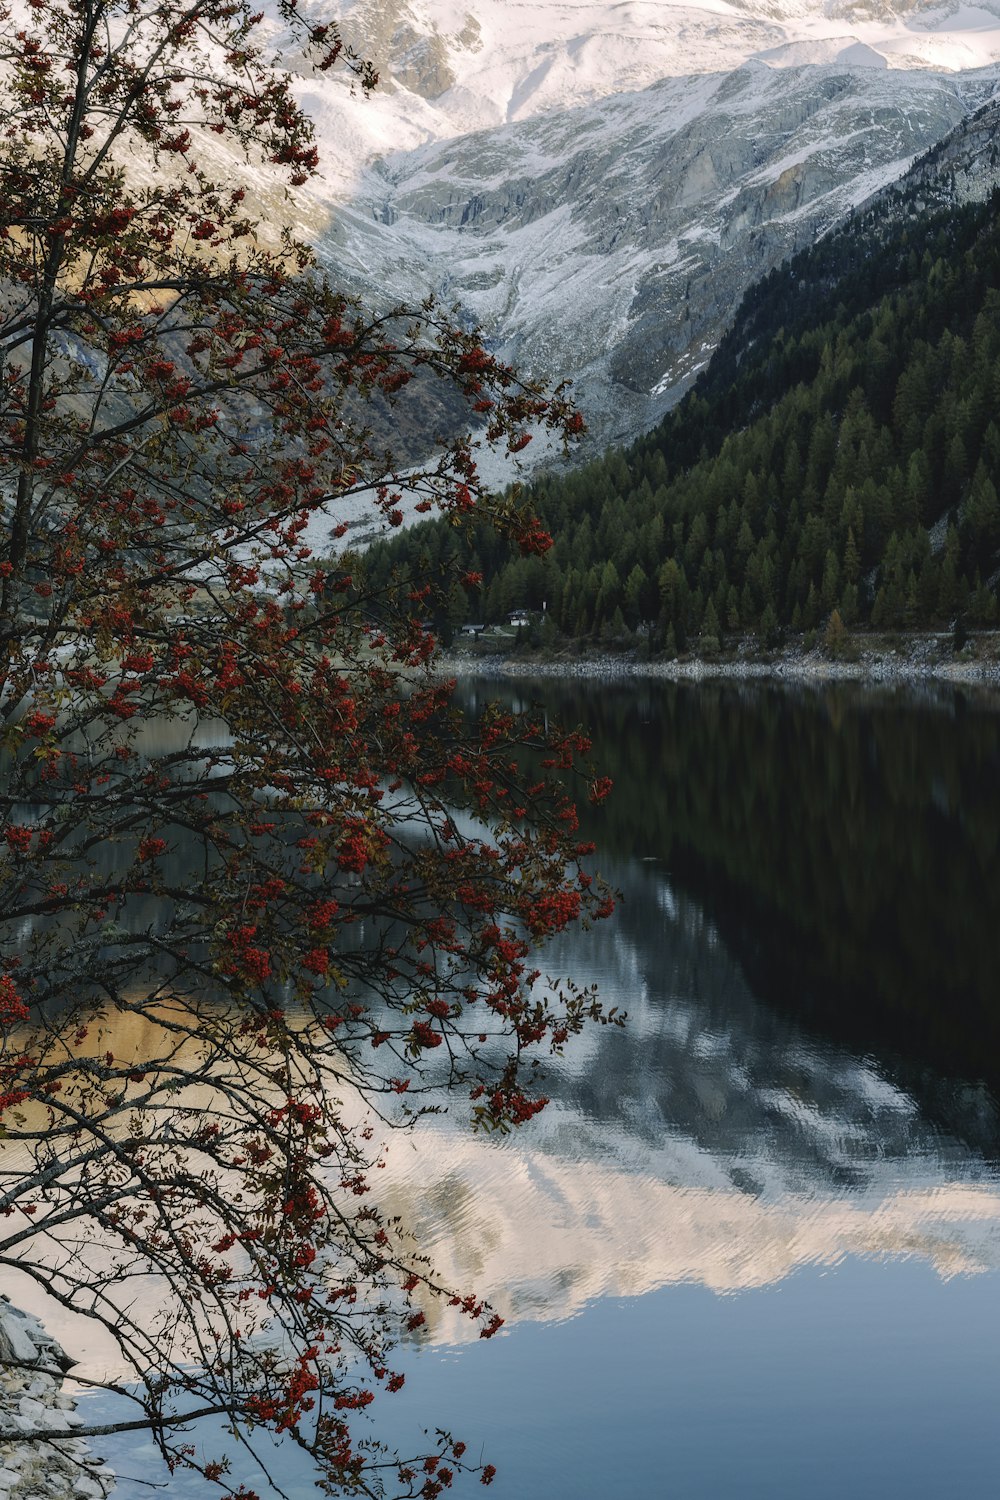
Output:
[
  {"xmin": 886, "ymin": 93, "xmax": 1000, "ymax": 209},
  {"xmin": 318, "ymin": 60, "xmax": 996, "ymax": 452}
]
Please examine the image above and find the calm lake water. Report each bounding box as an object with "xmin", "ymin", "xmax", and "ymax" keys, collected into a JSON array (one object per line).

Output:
[{"xmin": 83, "ymin": 678, "xmax": 1000, "ymax": 1499}]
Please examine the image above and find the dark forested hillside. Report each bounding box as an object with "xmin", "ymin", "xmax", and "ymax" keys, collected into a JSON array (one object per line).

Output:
[{"xmin": 366, "ymin": 177, "xmax": 1000, "ymax": 652}]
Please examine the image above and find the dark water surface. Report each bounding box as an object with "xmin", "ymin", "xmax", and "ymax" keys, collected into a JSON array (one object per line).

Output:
[{"xmin": 88, "ymin": 679, "xmax": 1000, "ymax": 1498}]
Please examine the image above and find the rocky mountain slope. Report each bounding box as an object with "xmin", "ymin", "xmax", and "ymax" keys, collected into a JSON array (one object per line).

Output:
[
  {"xmin": 316, "ymin": 59, "xmax": 996, "ymax": 452},
  {"xmin": 271, "ymin": 3, "xmax": 1000, "ymax": 456},
  {"xmin": 46, "ymin": 1, "xmax": 989, "ymax": 473}
]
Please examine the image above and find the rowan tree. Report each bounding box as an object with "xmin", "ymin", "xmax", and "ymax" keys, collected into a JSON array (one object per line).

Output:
[{"xmin": 0, "ymin": 2, "xmax": 612, "ymax": 1494}]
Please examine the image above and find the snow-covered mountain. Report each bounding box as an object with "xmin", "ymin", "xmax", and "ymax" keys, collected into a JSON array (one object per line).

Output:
[
  {"xmin": 315, "ymin": 60, "xmax": 996, "ymax": 450},
  {"xmin": 294, "ymin": 0, "xmax": 1000, "ymax": 175},
  {"xmin": 280, "ymin": 3, "xmax": 1000, "ymax": 453}
]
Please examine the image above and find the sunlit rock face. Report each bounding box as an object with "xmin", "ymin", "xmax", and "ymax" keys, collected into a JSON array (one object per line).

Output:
[{"xmin": 30, "ymin": 1, "xmax": 1000, "ymax": 464}]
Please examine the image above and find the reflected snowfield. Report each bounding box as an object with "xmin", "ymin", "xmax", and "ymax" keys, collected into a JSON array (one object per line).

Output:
[
  {"xmin": 15, "ymin": 855, "xmax": 1000, "ymax": 1381},
  {"xmin": 371, "ymin": 858, "xmax": 1000, "ymax": 1344}
]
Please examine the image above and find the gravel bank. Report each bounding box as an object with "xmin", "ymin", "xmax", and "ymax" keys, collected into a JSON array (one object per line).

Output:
[{"xmin": 440, "ymin": 639, "xmax": 1000, "ymax": 687}]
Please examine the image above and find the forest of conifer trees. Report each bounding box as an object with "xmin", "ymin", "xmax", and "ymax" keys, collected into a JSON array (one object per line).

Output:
[{"xmin": 366, "ymin": 185, "xmax": 1000, "ymax": 655}]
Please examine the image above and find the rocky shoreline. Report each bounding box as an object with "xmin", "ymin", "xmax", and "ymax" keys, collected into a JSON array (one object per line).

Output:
[
  {"xmin": 440, "ymin": 635, "xmax": 1000, "ymax": 689},
  {"xmin": 0, "ymin": 1303, "xmax": 113, "ymax": 1500}
]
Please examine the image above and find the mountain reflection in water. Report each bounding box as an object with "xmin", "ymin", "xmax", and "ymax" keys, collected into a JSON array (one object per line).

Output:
[
  {"xmin": 61, "ymin": 679, "xmax": 1000, "ymax": 1498},
  {"xmin": 377, "ymin": 851, "xmax": 1000, "ymax": 1344}
]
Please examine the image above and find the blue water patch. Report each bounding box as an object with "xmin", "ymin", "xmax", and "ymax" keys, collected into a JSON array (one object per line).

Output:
[{"xmin": 86, "ymin": 1255, "xmax": 1000, "ymax": 1500}]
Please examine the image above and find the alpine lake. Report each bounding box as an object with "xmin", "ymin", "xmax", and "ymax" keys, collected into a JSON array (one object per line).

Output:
[{"xmin": 78, "ymin": 675, "xmax": 1000, "ymax": 1499}]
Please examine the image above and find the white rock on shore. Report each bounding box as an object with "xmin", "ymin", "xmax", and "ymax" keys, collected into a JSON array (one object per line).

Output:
[{"xmin": 0, "ymin": 1301, "xmax": 113, "ymax": 1500}]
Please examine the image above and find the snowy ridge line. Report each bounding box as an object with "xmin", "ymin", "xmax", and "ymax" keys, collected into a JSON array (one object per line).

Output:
[{"xmin": 276, "ymin": 0, "xmax": 1000, "ymax": 187}]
